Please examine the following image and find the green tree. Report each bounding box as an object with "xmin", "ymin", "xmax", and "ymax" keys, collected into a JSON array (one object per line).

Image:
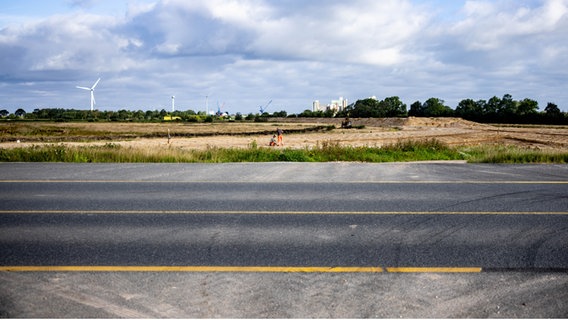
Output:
[
  {"xmin": 409, "ymin": 101, "xmax": 424, "ymax": 116},
  {"xmin": 119, "ymin": 109, "xmax": 134, "ymax": 121},
  {"xmin": 132, "ymin": 110, "xmax": 145, "ymax": 121},
  {"xmin": 498, "ymin": 93, "xmax": 517, "ymax": 116},
  {"xmin": 455, "ymin": 99, "xmax": 479, "ymax": 119},
  {"xmin": 145, "ymin": 110, "xmax": 158, "ymax": 120},
  {"xmin": 517, "ymin": 98, "xmax": 539, "ymax": 116},
  {"xmin": 475, "ymin": 100, "xmax": 487, "ymax": 116},
  {"xmin": 484, "ymin": 96, "xmax": 501, "ymax": 117},
  {"xmin": 299, "ymin": 109, "xmax": 323, "ymax": 117},
  {"xmin": 33, "ymin": 108, "xmax": 48, "ymax": 119},
  {"xmin": 350, "ymin": 98, "xmax": 381, "ymax": 117},
  {"xmin": 272, "ymin": 110, "xmax": 288, "ymax": 117},
  {"xmin": 544, "ymin": 102, "xmax": 561, "ymax": 117},
  {"xmin": 381, "ymin": 96, "xmax": 407, "ymax": 117},
  {"xmin": 543, "ymin": 102, "xmax": 564, "ymax": 124},
  {"xmin": 422, "ymin": 98, "xmax": 453, "ymax": 117},
  {"xmin": 323, "ymin": 108, "xmax": 335, "ymax": 118},
  {"xmin": 14, "ymin": 108, "xmax": 26, "ymax": 118}
]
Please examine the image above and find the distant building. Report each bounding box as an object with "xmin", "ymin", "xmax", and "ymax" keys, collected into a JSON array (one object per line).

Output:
[
  {"xmin": 312, "ymin": 100, "xmax": 320, "ymax": 112},
  {"xmin": 330, "ymin": 97, "xmax": 348, "ymax": 112},
  {"xmin": 312, "ymin": 97, "xmax": 348, "ymax": 114}
]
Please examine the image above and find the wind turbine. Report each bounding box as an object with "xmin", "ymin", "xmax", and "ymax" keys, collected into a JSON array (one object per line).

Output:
[
  {"xmin": 204, "ymin": 94, "xmax": 211, "ymax": 115},
  {"xmin": 171, "ymin": 96, "xmax": 175, "ymax": 112},
  {"xmin": 76, "ymin": 78, "xmax": 100, "ymax": 111}
]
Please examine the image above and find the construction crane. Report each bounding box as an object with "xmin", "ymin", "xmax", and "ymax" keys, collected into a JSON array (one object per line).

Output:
[
  {"xmin": 259, "ymin": 99, "xmax": 272, "ymax": 114},
  {"xmin": 216, "ymin": 101, "xmax": 227, "ymax": 116}
]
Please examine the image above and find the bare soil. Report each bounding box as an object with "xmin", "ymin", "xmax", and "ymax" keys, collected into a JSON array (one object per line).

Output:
[{"xmin": 2, "ymin": 117, "xmax": 568, "ymax": 151}]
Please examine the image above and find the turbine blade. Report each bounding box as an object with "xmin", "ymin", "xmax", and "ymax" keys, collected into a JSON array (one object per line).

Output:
[
  {"xmin": 91, "ymin": 78, "xmax": 101, "ymax": 89},
  {"xmin": 76, "ymin": 86, "xmax": 91, "ymax": 90},
  {"xmin": 91, "ymin": 92, "xmax": 96, "ymax": 105}
]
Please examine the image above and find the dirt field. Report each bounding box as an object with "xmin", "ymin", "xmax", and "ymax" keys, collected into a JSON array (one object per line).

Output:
[{"xmin": 1, "ymin": 117, "xmax": 568, "ymax": 151}]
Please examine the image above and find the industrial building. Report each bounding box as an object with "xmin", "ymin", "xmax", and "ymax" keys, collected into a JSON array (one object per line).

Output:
[{"xmin": 312, "ymin": 97, "xmax": 348, "ymax": 113}]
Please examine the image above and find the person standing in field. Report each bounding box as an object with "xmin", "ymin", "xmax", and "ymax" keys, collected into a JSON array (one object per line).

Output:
[{"xmin": 276, "ymin": 128, "xmax": 283, "ymax": 146}]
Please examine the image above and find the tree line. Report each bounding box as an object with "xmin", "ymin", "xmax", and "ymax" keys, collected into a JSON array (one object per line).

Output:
[
  {"xmin": 0, "ymin": 107, "xmax": 291, "ymax": 122},
  {"xmin": 331, "ymin": 94, "xmax": 565, "ymax": 125},
  {"xmin": 1, "ymin": 93, "xmax": 566, "ymax": 124}
]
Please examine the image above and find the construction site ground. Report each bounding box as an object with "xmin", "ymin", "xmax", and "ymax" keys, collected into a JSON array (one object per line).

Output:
[{"xmin": 1, "ymin": 117, "xmax": 567, "ymax": 151}]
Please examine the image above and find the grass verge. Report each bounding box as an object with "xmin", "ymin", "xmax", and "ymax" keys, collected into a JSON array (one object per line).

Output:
[
  {"xmin": 461, "ymin": 145, "xmax": 568, "ymax": 163},
  {"xmin": 1, "ymin": 139, "xmax": 567, "ymax": 163}
]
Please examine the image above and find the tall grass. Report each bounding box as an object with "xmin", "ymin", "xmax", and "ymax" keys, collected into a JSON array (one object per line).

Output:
[
  {"xmin": 462, "ymin": 145, "xmax": 568, "ymax": 163},
  {"xmin": 1, "ymin": 140, "xmax": 567, "ymax": 163}
]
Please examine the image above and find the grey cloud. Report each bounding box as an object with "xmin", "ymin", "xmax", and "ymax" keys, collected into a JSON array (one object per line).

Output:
[
  {"xmin": 118, "ymin": 1, "xmax": 257, "ymax": 59},
  {"xmin": 0, "ymin": 0, "xmax": 567, "ymax": 113}
]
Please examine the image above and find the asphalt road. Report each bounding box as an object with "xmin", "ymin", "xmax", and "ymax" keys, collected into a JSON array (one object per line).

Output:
[{"xmin": 1, "ymin": 162, "xmax": 567, "ymax": 317}]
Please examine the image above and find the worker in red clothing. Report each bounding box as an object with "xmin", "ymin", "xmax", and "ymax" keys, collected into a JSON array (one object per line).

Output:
[{"xmin": 276, "ymin": 128, "xmax": 283, "ymax": 146}]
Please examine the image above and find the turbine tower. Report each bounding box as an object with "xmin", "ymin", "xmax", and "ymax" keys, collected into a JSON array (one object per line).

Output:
[
  {"xmin": 76, "ymin": 78, "xmax": 100, "ymax": 111},
  {"xmin": 205, "ymin": 95, "xmax": 209, "ymax": 115},
  {"xmin": 171, "ymin": 96, "xmax": 175, "ymax": 112}
]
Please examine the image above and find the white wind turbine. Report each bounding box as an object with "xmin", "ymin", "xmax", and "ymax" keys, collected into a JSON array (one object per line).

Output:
[{"xmin": 76, "ymin": 78, "xmax": 100, "ymax": 111}]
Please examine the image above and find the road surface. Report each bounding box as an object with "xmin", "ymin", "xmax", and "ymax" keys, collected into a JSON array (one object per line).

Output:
[{"xmin": 1, "ymin": 162, "xmax": 567, "ymax": 317}]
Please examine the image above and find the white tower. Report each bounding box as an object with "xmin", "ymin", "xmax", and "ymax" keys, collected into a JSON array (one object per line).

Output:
[{"xmin": 206, "ymin": 95, "xmax": 209, "ymax": 115}]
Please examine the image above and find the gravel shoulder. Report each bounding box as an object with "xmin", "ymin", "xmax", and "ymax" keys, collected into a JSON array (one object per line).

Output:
[{"xmin": 2, "ymin": 271, "xmax": 567, "ymax": 318}]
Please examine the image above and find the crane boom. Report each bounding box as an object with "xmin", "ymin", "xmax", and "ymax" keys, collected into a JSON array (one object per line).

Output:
[{"xmin": 259, "ymin": 99, "xmax": 272, "ymax": 114}]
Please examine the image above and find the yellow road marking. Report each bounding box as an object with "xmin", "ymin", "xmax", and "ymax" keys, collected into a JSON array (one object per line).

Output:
[
  {"xmin": 0, "ymin": 210, "xmax": 566, "ymax": 215},
  {"xmin": 0, "ymin": 266, "xmax": 384, "ymax": 273}
]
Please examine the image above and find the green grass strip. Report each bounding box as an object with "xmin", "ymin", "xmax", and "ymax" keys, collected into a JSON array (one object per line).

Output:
[{"xmin": 1, "ymin": 140, "xmax": 567, "ymax": 163}]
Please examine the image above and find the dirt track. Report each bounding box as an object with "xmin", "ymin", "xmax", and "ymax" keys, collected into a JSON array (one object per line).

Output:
[{"xmin": 2, "ymin": 117, "xmax": 568, "ymax": 151}]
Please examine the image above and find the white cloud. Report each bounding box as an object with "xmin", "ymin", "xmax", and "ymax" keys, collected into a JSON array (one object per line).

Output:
[
  {"xmin": 202, "ymin": 0, "xmax": 270, "ymax": 27},
  {"xmin": 0, "ymin": 11, "xmax": 144, "ymax": 78},
  {"xmin": 0, "ymin": 0, "xmax": 567, "ymax": 113},
  {"xmin": 248, "ymin": 0, "xmax": 430, "ymax": 67},
  {"xmin": 453, "ymin": 0, "xmax": 568, "ymax": 50}
]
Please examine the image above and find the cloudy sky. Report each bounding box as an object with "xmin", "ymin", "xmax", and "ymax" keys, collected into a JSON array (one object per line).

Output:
[{"xmin": 1, "ymin": 0, "xmax": 567, "ymax": 114}]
